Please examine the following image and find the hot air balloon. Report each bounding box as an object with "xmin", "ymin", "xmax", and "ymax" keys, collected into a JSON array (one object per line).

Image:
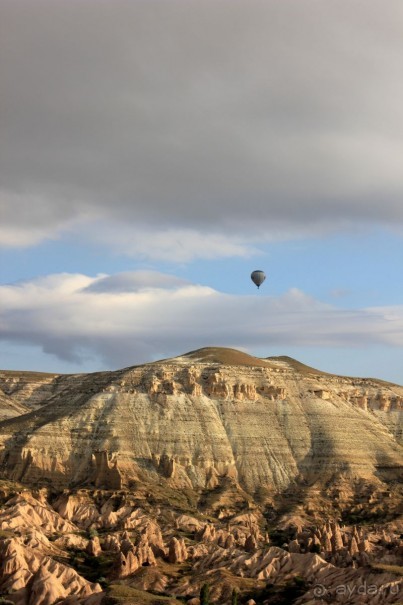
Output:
[{"xmin": 251, "ymin": 270, "xmax": 266, "ymax": 289}]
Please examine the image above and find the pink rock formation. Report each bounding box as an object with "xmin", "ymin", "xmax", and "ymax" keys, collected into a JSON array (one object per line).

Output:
[
  {"xmin": 115, "ymin": 549, "xmax": 140, "ymax": 578},
  {"xmin": 168, "ymin": 537, "xmax": 188, "ymax": 563},
  {"xmin": 0, "ymin": 538, "xmax": 101, "ymax": 604},
  {"xmin": 0, "ymin": 493, "xmax": 78, "ymax": 534},
  {"xmin": 86, "ymin": 536, "xmax": 102, "ymax": 557}
]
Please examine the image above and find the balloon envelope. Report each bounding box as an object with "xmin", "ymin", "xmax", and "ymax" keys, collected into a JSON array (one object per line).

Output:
[{"xmin": 251, "ymin": 270, "xmax": 266, "ymax": 288}]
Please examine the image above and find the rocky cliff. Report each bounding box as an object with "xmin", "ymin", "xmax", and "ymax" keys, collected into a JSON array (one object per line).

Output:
[{"xmin": 0, "ymin": 347, "xmax": 401, "ymax": 495}]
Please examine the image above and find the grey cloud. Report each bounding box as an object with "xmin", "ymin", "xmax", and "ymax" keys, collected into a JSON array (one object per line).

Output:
[{"xmin": 2, "ymin": 0, "xmax": 403, "ymax": 249}]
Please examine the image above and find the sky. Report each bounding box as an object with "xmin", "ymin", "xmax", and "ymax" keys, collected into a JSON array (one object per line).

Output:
[{"xmin": 1, "ymin": 0, "xmax": 403, "ymax": 384}]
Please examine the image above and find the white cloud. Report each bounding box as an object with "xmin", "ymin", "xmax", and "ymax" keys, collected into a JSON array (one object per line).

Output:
[{"xmin": 1, "ymin": 271, "xmax": 403, "ymax": 369}]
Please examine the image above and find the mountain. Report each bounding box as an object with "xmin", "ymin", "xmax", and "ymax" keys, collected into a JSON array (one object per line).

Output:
[
  {"xmin": 0, "ymin": 347, "xmax": 401, "ymax": 493},
  {"xmin": 0, "ymin": 347, "xmax": 401, "ymax": 604}
]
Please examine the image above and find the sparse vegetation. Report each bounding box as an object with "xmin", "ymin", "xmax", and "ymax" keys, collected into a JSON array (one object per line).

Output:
[
  {"xmin": 269, "ymin": 528, "xmax": 295, "ymax": 547},
  {"xmin": 106, "ymin": 584, "xmax": 183, "ymax": 604},
  {"xmin": 244, "ymin": 576, "xmax": 309, "ymax": 604},
  {"xmin": 370, "ymin": 563, "xmax": 403, "ymax": 575},
  {"xmin": 67, "ymin": 548, "xmax": 116, "ymax": 583},
  {"xmin": 200, "ymin": 583, "xmax": 210, "ymax": 605}
]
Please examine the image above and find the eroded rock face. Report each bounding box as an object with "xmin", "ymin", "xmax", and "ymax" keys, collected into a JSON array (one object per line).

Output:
[
  {"xmin": 0, "ymin": 387, "xmax": 30, "ymax": 421},
  {"xmin": 0, "ymin": 370, "xmax": 89, "ymax": 410},
  {"xmin": 0, "ymin": 348, "xmax": 401, "ymax": 497},
  {"xmin": 0, "ymin": 484, "xmax": 401, "ymax": 605},
  {"xmin": 0, "ymin": 536, "xmax": 102, "ymax": 604},
  {"xmin": 0, "ymin": 492, "xmax": 78, "ymax": 534}
]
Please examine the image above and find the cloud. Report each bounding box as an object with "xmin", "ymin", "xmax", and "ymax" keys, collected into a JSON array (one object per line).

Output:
[
  {"xmin": 1, "ymin": 272, "xmax": 403, "ymax": 369},
  {"xmin": 0, "ymin": 190, "xmax": 101, "ymax": 247},
  {"xmin": 83, "ymin": 223, "xmax": 259, "ymax": 262},
  {"xmin": 82, "ymin": 271, "xmax": 189, "ymax": 293},
  {"xmin": 1, "ymin": 0, "xmax": 403, "ymax": 257}
]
